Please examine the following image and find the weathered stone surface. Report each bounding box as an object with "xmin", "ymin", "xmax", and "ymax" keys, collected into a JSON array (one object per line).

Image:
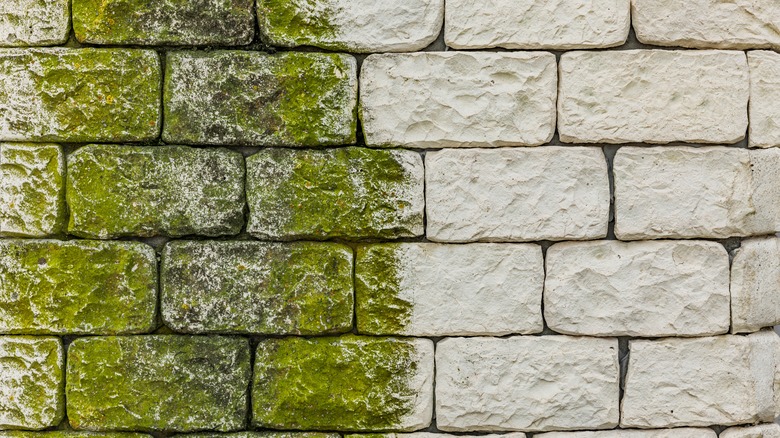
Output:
[
  {"xmin": 545, "ymin": 240, "xmax": 730, "ymax": 337},
  {"xmin": 257, "ymin": 0, "xmax": 442, "ymax": 52},
  {"xmin": 67, "ymin": 335, "xmax": 250, "ymax": 431},
  {"xmin": 253, "ymin": 335, "xmax": 434, "ymax": 431},
  {"xmin": 73, "ymin": 0, "xmax": 254, "ymax": 45},
  {"xmin": 164, "ymin": 51, "xmax": 357, "ymax": 147},
  {"xmin": 0, "ymin": 48, "xmax": 161, "ymax": 142},
  {"xmin": 356, "ymin": 243, "xmax": 543, "ymax": 336},
  {"xmin": 0, "ymin": 143, "xmax": 64, "ymax": 237},
  {"xmin": 0, "ymin": 240, "xmax": 156, "ymax": 335},
  {"xmin": 535, "ymin": 430, "xmax": 716, "ymax": 438},
  {"xmin": 632, "ymin": 0, "xmax": 780, "ymax": 49},
  {"xmin": 721, "ymin": 424, "xmax": 780, "ymax": 438},
  {"xmin": 161, "ymin": 240, "xmax": 353, "ymax": 335},
  {"xmin": 445, "ymin": 0, "xmax": 629, "ymax": 49},
  {"xmin": 436, "ymin": 336, "xmax": 619, "ymax": 432},
  {"xmin": 731, "ymin": 237, "xmax": 780, "ymax": 333},
  {"xmin": 426, "ymin": 147, "xmax": 609, "ymax": 242},
  {"xmin": 360, "ymin": 52, "xmax": 556, "ymax": 148},
  {"xmin": 749, "ymin": 51, "xmax": 780, "ymax": 148},
  {"xmin": 67, "ymin": 145, "xmax": 245, "ymax": 239},
  {"xmin": 178, "ymin": 434, "xmax": 339, "ymax": 438},
  {"xmin": 247, "ymin": 147, "xmax": 424, "ymax": 240},
  {"xmin": 0, "ymin": 337, "xmax": 63, "ymax": 429},
  {"xmin": 0, "ymin": 0, "xmax": 69, "ymax": 46},
  {"xmin": 558, "ymin": 50, "xmax": 749, "ymax": 144},
  {"xmin": 346, "ymin": 434, "xmax": 527, "ymax": 438},
  {"xmin": 0, "ymin": 433, "xmax": 151, "ymax": 438},
  {"xmin": 621, "ymin": 331, "xmax": 780, "ymax": 428}
]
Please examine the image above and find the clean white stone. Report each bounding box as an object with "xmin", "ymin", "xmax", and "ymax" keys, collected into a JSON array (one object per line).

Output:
[
  {"xmin": 720, "ymin": 424, "xmax": 780, "ymax": 438},
  {"xmin": 445, "ymin": 0, "xmax": 629, "ymax": 49},
  {"xmin": 426, "ymin": 147, "xmax": 609, "ymax": 242},
  {"xmin": 536, "ymin": 429, "xmax": 716, "ymax": 438},
  {"xmin": 749, "ymin": 51, "xmax": 780, "ymax": 148},
  {"xmin": 360, "ymin": 52, "xmax": 557, "ymax": 148},
  {"xmin": 545, "ymin": 240, "xmax": 730, "ymax": 337},
  {"xmin": 731, "ymin": 237, "xmax": 780, "ymax": 334},
  {"xmin": 558, "ymin": 50, "xmax": 749, "ymax": 144},
  {"xmin": 621, "ymin": 331, "xmax": 780, "ymax": 428},
  {"xmin": 436, "ymin": 336, "xmax": 619, "ymax": 432},
  {"xmin": 354, "ymin": 433, "xmax": 527, "ymax": 438},
  {"xmin": 0, "ymin": 0, "xmax": 69, "ymax": 47}
]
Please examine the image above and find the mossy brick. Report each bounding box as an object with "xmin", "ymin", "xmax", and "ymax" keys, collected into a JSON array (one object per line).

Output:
[
  {"xmin": 0, "ymin": 433, "xmax": 151, "ymax": 438},
  {"xmin": 0, "ymin": 143, "xmax": 65, "ymax": 237},
  {"xmin": 161, "ymin": 240, "xmax": 354, "ymax": 335},
  {"xmin": 67, "ymin": 144, "xmax": 245, "ymax": 239},
  {"xmin": 72, "ymin": 0, "xmax": 254, "ymax": 46},
  {"xmin": 0, "ymin": 239, "xmax": 156, "ymax": 335},
  {"xmin": 252, "ymin": 335, "xmax": 434, "ymax": 431},
  {"xmin": 174, "ymin": 433, "xmax": 339, "ymax": 438},
  {"xmin": 246, "ymin": 147, "xmax": 424, "ymax": 240},
  {"xmin": 67, "ymin": 335, "xmax": 251, "ymax": 432},
  {"xmin": 163, "ymin": 51, "xmax": 357, "ymax": 147},
  {"xmin": 0, "ymin": 336, "xmax": 63, "ymax": 430},
  {"xmin": 0, "ymin": 0, "xmax": 70, "ymax": 47},
  {"xmin": 0, "ymin": 48, "xmax": 160, "ymax": 142}
]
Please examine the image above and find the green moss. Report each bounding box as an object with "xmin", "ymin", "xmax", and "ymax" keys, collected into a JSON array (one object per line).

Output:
[
  {"xmin": 257, "ymin": 0, "xmax": 347, "ymax": 50},
  {"xmin": 355, "ymin": 244, "xmax": 412, "ymax": 335},
  {"xmin": 0, "ymin": 433, "xmax": 150, "ymax": 438},
  {"xmin": 173, "ymin": 433, "xmax": 339, "ymax": 438}
]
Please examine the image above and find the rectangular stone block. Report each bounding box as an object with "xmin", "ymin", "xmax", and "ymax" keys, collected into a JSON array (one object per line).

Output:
[
  {"xmin": 360, "ymin": 52, "xmax": 556, "ymax": 148},
  {"xmin": 73, "ymin": 0, "xmax": 254, "ymax": 45},
  {"xmin": 257, "ymin": 0, "xmax": 443, "ymax": 52},
  {"xmin": 1, "ymin": 433, "xmax": 151, "ymax": 438},
  {"xmin": 356, "ymin": 243, "xmax": 543, "ymax": 336},
  {"xmin": 0, "ymin": 143, "xmax": 65, "ymax": 237},
  {"xmin": 536, "ymin": 430, "xmax": 716, "ymax": 438},
  {"xmin": 721, "ymin": 424, "xmax": 780, "ymax": 438},
  {"xmin": 0, "ymin": 0, "xmax": 69, "ymax": 46},
  {"xmin": 558, "ymin": 50, "xmax": 749, "ymax": 144},
  {"xmin": 749, "ymin": 51, "xmax": 780, "ymax": 148},
  {"xmin": 0, "ymin": 48, "xmax": 160, "ymax": 142},
  {"xmin": 164, "ymin": 51, "xmax": 357, "ymax": 147},
  {"xmin": 253, "ymin": 335, "xmax": 434, "ymax": 431},
  {"xmin": 621, "ymin": 331, "xmax": 780, "ymax": 428},
  {"xmin": 0, "ymin": 337, "xmax": 63, "ymax": 430},
  {"xmin": 545, "ymin": 240, "xmax": 730, "ymax": 337},
  {"xmin": 178, "ymin": 434, "xmax": 338, "ymax": 438},
  {"xmin": 346, "ymin": 434, "xmax": 527, "ymax": 438},
  {"xmin": 247, "ymin": 147, "xmax": 424, "ymax": 240},
  {"xmin": 426, "ymin": 147, "xmax": 609, "ymax": 242},
  {"xmin": 436, "ymin": 336, "xmax": 619, "ymax": 432},
  {"xmin": 67, "ymin": 335, "xmax": 250, "ymax": 432},
  {"xmin": 161, "ymin": 240, "xmax": 354, "ymax": 335},
  {"xmin": 445, "ymin": 0, "xmax": 629, "ymax": 49},
  {"xmin": 67, "ymin": 145, "xmax": 245, "ymax": 239},
  {"xmin": 731, "ymin": 237, "xmax": 780, "ymax": 333}
]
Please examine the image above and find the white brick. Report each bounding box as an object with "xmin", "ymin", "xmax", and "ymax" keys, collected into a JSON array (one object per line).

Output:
[
  {"xmin": 536, "ymin": 429, "xmax": 716, "ymax": 438},
  {"xmin": 749, "ymin": 51, "xmax": 780, "ymax": 148},
  {"xmin": 0, "ymin": 0, "xmax": 69, "ymax": 47},
  {"xmin": 720, "ymin": 424, "xmax": 780, "ymax": 438},
  {"xmin": 731, "ymin": 237, "xmax": 780, "ymax": 334},
  {"xmin": 350, "ymin": 434, "xmax": 527, "ymax": 438}
]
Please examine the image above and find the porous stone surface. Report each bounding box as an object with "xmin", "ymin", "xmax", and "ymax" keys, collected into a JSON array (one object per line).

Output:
[
  {"xmin": 436, "ymin": 336, "xmax": 619, "ymax": 432},
  {"xmin": 0, "ymin": 337, "xmax": 63, "ymax": 430},
  {"xmin": 347, "ymin": 434, "xmax": 527, "ymax": 438},
  {"xmin": 161, "ymin": 240, "xmax": 354, "ymax": 335},
  {"xmin": 246, "ymin": 147, "xmax": 424, "ymax": 240},
  {"xmin": 558, "ymin": 50, "xmax": 749, "ymax": 144},
  {"xmin": 360, "ymin": 52, "xmax": 556, "ymax": 148},
  {"xmin": 720, "ymin": 424, "xmax": 780, "ymax": 438},
  {"xmin": 730, "ymin": 237, "xmax": 780, "ymax": 333},
  {"xmin": 0, "ymin": 0, "xmax": 69, "ymax": 46},
  {"xmin": 0, "ymin": 143, "xmax": 65, "ymax": 237},
  {"xmin": 445, "ymin": 0, "xmax": 629, "ymax": 49},
  {"xmin": 0, "ymin": 239, "xmax": 157, "ymax": 335},
  {"xmin": 163, "ymin": 51, "xmax": 357, "ymax": 147},
  {"xmin": 67, "ymin": 335, "xmax": 250, "ymax": 432},
  {"xmin": 545, "ymin": 240, "xmax": 730, "ymax": 337},
  {"xmin": 426, "ymin": 147, "xmax": 609, "ymax": 242},
  {"xmin": 257, "ymin": 0, "xmax": 443, "ymax": 52},
  {"xmin": 72, "ymin": 0, "xmax": 254, "ymax": 45},
  {"xmin": 621, "ymin": 331, "xmax": 780, "ymax": 428},
  {"xmin": 748, "ymin": 51, "xmax": 780, "ymax": 148},
  {"xmin": 253, "ymin": 335, "xmax": 434, "ymax": 431},
  {"xmin": 0, "ymin": 434, "xmax": 151, "ymax": 438},
  {"xmin": 179, "ymin": 434, "xmax": 339, "ymax": 438},
  {"xmin": 355, "ymin": 243, "xmax": 544, "ymax": 336},
  {"xmin": 535, "ymin": 430, "xmax": 716, "ymax": 438},
  {"xmin": 67, "ymin": 144, "xmax": 245, "ymax": 239},
  {"xmin": 0, "ymin": 48, "xmax": 161, "ymax": 142}
]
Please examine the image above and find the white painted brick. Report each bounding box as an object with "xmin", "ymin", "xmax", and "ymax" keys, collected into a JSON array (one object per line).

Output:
[
  {"xmin": 720, "ymin": 424, "xmax": 780, "ymax": 438},
  {"xmin": 731, "ymin": 237, "xmax": 780, "ymax": 334},
  {"xmin": 536, "ymin": 429, "xmax": 716, "ymax": 438},
  {"xmin": 749, "ymin": 51, "xmax": 780, "ymax": 148}
]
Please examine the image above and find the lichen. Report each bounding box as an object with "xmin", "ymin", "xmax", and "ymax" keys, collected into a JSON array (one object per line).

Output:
[
  {"xmin": 176, "ymin": 433, "xmax": 339, "ymax": 438},
  {"xmin": 257, "ymin": 0, "xmax": 347, "ymax": 51},
  {"xmin": 355, "ymin": 244, "xmax": 413, "ymax": 335},
  {"xmin": 0, "ymin": 433, "xmax": 150, "ymax": 438}
]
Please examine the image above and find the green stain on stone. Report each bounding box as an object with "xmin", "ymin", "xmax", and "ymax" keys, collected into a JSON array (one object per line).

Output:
[
  {"xmin": 0, "ymin": 433, "xmax": 151, "ymax": 438},
  {"xmin": 174, "ymin": 433, "xmax": 339, "ymax": 438},
  {"xmin": 355, "ymin": 244, "xmax": 413, "ymax": 335},
  {"xmin": 257, "ymin": 0, "xmax": 347, "ymax": 51}
]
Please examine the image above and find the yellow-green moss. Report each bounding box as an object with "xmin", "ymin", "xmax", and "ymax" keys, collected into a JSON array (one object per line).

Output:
[
  {"xmin": 257, "ymin": 0, "xmax": 347, "ymax": 50},
  {"xmin": 355, "ymin": 244, "xmax": 413, "ymax": 334}
]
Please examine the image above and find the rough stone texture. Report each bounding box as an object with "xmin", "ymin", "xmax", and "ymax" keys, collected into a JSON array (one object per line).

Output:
[
  {"xmin": 0, "ymin": 337, "xmax": 63, "ymax": 430},
  {"xmin": 360, "ymin": 52, "xmax": 556, "ymax": 148},
  {"xmin": 0, "ymin": 239, "xmax": 157, "ymax": 335},
  {"xmin": 558, "ymin": 50, "xmax": 749, "ymax": 144},
  {"xmin": 161, "ymin": 240, "xmax": 354, "ymax": 335},
  {"xmin": 632, "ymin": 0, "xmax": 780, "ymax": 49},
  {"xmin": 356, "ymin": 243, "xmax": 544, "ymax": 336},
  {"xmin": 0, "ymin": 434, "xmax": 151, "ymax": 438},
  {"xmin": 247, "ymin": 147, "xmax": 424, "ymax": 240},
  {"xmin": 436, "ymin": 336, "xmax": 619, "ymax": 432},
  {"xmin": 67, "ymin": 335, "xmax": 250, "ymax": 432},
  {"xmin": 72, "ymin": 0, "xmax": 254, "ymax": 45},
  {"xmin": 164, "ymin": 51, "xmax": 357, "ymax": 147},
  {"xmin": 67, "ymin": 145, "xmax": 245, "ymax": 239},
  {"xmin": 721, "ymin": 424, "xmax": 780, "ymax": 438},
  {"xmin": 0, "ymin": 48, "xmax": 161, "ymax": 142},
  {"xmin": 621, "ymin": 331, "xmax": 780, "ymax": 428},
  {"xmin": 257, "ymin": 0, "xmax": 443, "ymax": 52},
  {"xmin": 535, "ymin": 430, "xmax": 716, "ymax": 438},
  {"xmin": 748, "ymin": 51, "xmax": 780, "ymax": 148},
  {"xmin": 730, "ymin": 237, "xmax": 780, "ymax": 333},
  {"xmin": 0, "ymin": 0, "xmax": 69, "ymax": 46},
  {"xmin": 445, "ymin": 0, "xmax": 629, "ymax": 49},
  {"xmin": 0, "ymin": 143, "xmax": 65, "ymax": 237},
  {"xmin": 346, "ymin": 434, "xmax": 527, "ymax": 438},
  {"xmin": 179, "ymin": 434, "xmax": 339, "ymax": 438},
  {"xmin": 426, "ymin": 147, "xmax": 609, "ymax": 242},
  {"xmin": 253, "ymin": 335, "xmax": 434, "ymax": 431},
  {"xmin": 545, "ymin": 240, "xmax": 730, "ymax": 337}
]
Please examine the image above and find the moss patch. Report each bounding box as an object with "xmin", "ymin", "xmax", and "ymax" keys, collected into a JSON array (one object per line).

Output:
[
  {"xmin": 355, "ymin": 244, "xmax": 413, "ymax": 335},
  {"xmin": 0, "ymin": 433, "xmax": 150, "ymax": 438},
  {"xmin": 257, "ymin": 0, "xmax": 347, "ymax": 50}
]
